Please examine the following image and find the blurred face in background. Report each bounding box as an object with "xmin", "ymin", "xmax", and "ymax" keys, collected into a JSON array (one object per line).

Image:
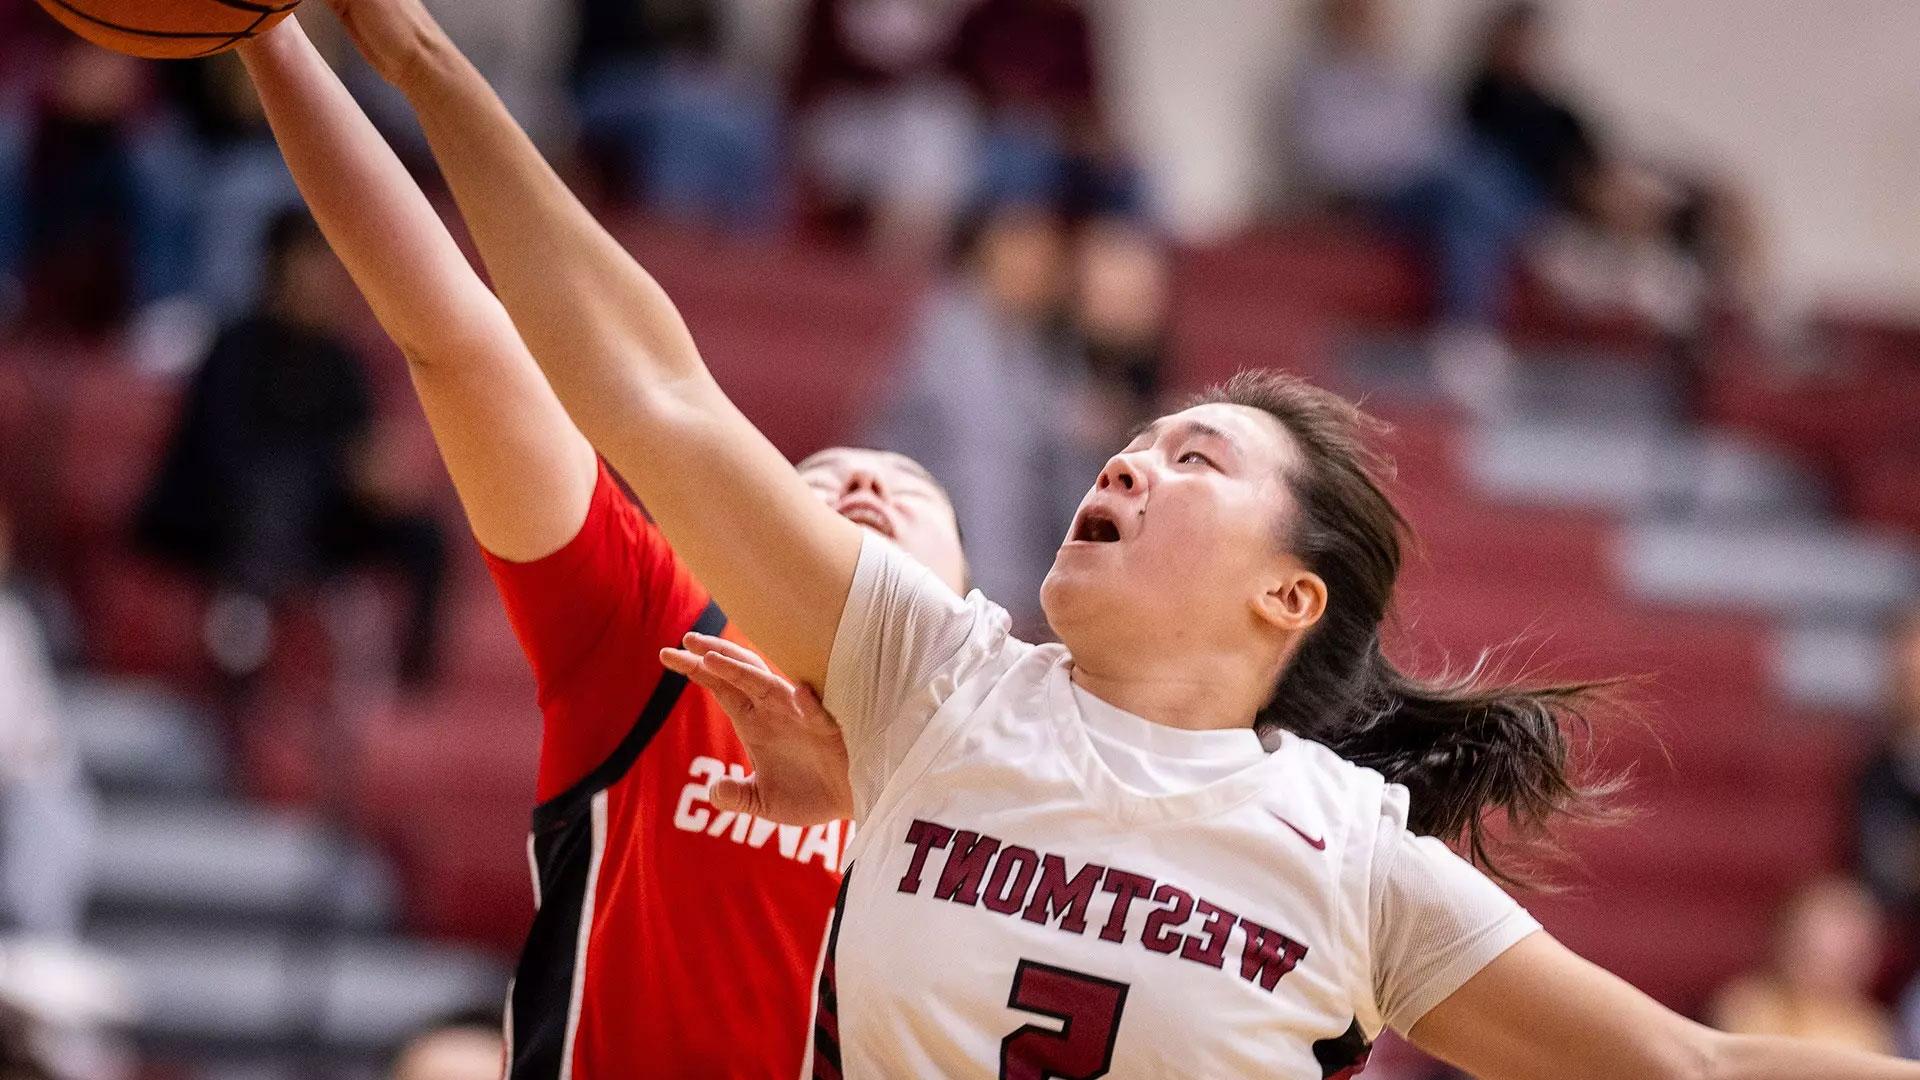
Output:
[
  {"xmin": 1075, "ymin": 219, "xmax": 1171, "ymax": 350},
  {"xmin": 799, "ymin": 448, "xmax": 968, "ymax": 594},
  {"xmin": 49, "ymin": 41, "xmax": 141, "ymax": 122},
  {"xmin": 1895, "ymin": 610, "xmax": 1920, "ymax": 726},
  {"xmin": 1321, "ymin": 0, "xmax": 1389, "ymax": 56},
  {"xmin": 975, "ymin": 206, "xmax": 1069, "ymax": 322},
  {"xmin": 1484, "ymin": 4, "xmax": 1547, "ymax": 82},
  {"xmin": 1771, "ymin": 878, "xmax": 1884, "ymax": 998},
  {"xmin": 388, "ymin": 1026, "xmax": 502, "ymax": 1080},
  {"xmin": 272, "ymin": 238, "xmax": 355, "ymax": 332}
]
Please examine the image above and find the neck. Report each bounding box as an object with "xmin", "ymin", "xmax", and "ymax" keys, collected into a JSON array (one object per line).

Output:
[{"xmin": 1067, "ymin": 646, "xmax": 1271, "ymax": 733}]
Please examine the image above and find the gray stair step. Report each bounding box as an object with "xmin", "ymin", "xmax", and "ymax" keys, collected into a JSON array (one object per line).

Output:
[
  {"xmin": 88, "ymin": 923, "xmax": 503, "ymax": 1049},
  {"xmin": 1617, "ymin": 521, "xmax": 1918, "ymax": 619},
  {"xmin": 1466, "ymin": 424, "xmax": 1824, "ymax": 518},
  {"xmin": 91, "ymin": 799, "xmax": 397, "ymax": 928},
  {"xmin": 60, "ymin": 678, "xmax": 226, "ymax": 797},
  {"xmin": 1340, "ymin": 336, "xmax": 1683, "ymax": 426},
  {"xmin": 1771, "ymin": 621, "xmax": 1893, "ymax": 713}
]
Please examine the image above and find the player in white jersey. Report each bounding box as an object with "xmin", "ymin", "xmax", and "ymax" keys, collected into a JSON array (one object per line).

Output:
[{"xmin": 321, "ymin": 0, "xmax": 1920, "ymax": 1073}]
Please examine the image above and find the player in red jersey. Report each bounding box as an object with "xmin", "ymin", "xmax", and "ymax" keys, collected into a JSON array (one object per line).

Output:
[{"xmin": 234, "ymin": 21, "xmax": 969, "ymax": 1079}]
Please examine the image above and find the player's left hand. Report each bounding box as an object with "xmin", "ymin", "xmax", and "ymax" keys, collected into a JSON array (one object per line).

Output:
[
  {"xmin": 319, "ymin": 0, "xmax": 447, "ymax": 90},
  {"xmin": 661, "ymin": 633, "xmax": 854, "ymax": 826}
]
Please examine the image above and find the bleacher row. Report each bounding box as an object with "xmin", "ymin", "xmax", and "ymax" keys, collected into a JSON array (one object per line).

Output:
[{"xmin": 2, "ymin": 214, "xmax": 1917, "ymax": 1054}]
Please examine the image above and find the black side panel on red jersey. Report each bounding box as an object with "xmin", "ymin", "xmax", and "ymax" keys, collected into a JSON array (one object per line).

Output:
[
  {"xmin": 507, "ymin": 600, "xmax": 726, "ymax": 1079},
  {"xmin": 530, "ymin": 601, "xmax": 725, "ymax": 835},
  {"xmin": 509, "ymin": 811, "xmax": 596, "ymax": 1080}
]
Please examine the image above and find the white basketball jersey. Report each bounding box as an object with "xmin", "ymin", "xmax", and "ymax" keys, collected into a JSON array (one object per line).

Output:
[{"xmin": 810, "ymin": 536, "xmax": 1537, "ymax": 1079}]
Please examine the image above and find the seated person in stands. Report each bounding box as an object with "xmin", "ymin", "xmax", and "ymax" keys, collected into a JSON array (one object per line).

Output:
[
  {"xmin": 137, "ymin": 210, "xmax": 447, "ymax": 689},
  {"xmin": 0, "ymin": 509, "xmax": 94, "ymax": 940},
  {"xmin": 952, "ymin": 0, "xmax": 1141, "ymax": 218},
  {"xmin": 567, "ymin": 0, "xmax": 781, "ymax": 230},
  {"xmin": 1707, "ymin": 876, "xmax": 1896, "ymax": 1055},
  {"xmin": 1288, "ymin": 0, "xmax": 1534, "ymax": 413},
  {"xmin": 1463, "ymin": 1, "xmax": 1779, "ymax": 346},
  {"xmin": 1858, "ymin": 605, "xmax": 1920, "ymax": 918}
]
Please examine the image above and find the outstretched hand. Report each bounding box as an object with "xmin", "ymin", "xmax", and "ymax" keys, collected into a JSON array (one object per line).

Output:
[
  {"xmin": 660, "ymin": 633, "xmax": 854, "ymax": 827},
  {"xmin": 316, "ymin": 0, "xmax": 446, "ymax": 89}
]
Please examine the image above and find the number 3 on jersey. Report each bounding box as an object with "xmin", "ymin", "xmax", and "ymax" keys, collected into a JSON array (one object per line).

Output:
[{"xmin": 999, "ymin": 960, "xmax": 1131, "ymax": 1080}]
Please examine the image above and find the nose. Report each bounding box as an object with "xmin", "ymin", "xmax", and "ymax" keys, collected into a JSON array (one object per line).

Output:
[
  {"xmin": 1095, "ymin": 453, "xmax": 1140, "ymax": 494},
  {"xmin": 842, "ymin": 467, "xmax": 887, "ymax": 500}
]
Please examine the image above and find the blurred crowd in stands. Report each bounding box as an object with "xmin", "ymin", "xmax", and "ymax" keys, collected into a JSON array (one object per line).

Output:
[
  {"xmin": 0, "ymin": 0, "xmax": 1802, "ymax": 634},
  {"xmin": 0, "ymin": 0, "xmax": 1912, "ymax": 1074}
]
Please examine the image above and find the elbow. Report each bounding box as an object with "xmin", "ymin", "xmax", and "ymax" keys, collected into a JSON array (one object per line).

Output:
[
  {"xmin": 397, "ymin": 340, "xmax": 437, "ymax": 372},
  {"xmin": 1670, "ymin": 1026, "xmax": 1728, "ymax": 1080}
]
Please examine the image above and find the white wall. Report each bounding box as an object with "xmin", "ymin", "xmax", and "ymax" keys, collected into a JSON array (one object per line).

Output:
[{"xmin": 1100, "ymin": 0, "xmax": 1920, "ymax": 316}]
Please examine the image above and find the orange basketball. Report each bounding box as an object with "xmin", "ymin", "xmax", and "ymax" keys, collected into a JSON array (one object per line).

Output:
[{"xmin": 33, "ymin": 0, "xmax": 299, "ymax": 59}]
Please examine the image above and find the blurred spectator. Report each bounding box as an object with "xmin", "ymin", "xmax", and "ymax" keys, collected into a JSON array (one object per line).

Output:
[
  {"xmin": 1706, "ymin": 876, "xmax": 1896, "ymax": 1055},
  {"xmin": 1067, "ymin": 216, "xmax": 1170, "ymax": 448},
  {"xmin": 1465, "ymin": 2, "xmax": 1782, "ymax": 351},
  {"xmin": 1461, "ymin": 3, "xmax": 1599, "ymax": 229},
  {"xmin": 1288, "ymin": 0, "xmax": 1539, "ymax": 414},
  {"xmin": 870, "ymin": 201, "xmax": 1076, "ymax": 626},
  {"xmin": 0, "ymin": 0, "xmax": 50, "ymax": 329},
  {"xmin": 570, "ymin": 0, "xmax": 782, "ymax": 229},
  {"xmin": 951, "ymin": 0, "xmax": 1139, "ymax": 217},
  {"xmin": 792, "ymin": 0, "xmax": 977, "ymax": 256},
  {"xmin": 389, "ymin": 1006, "xmax": 503, "ymax": 1080},
  {"xmin": 157, "ymin": 55, "xmax": 302, "ymax": 324},
  {"xmin": 0, "ymin": 512, "xmax": 94, "ymax": 940},
  {"xmin": 136, "ymin": 211, "xmax": 448, "ymax": 689},
  {"xmin": 11, "ymin": 42, "xmax": 197, "ymax": 339},
  {"xmin": 1857, "ymin": 606, "xmax": 1920, "ymax": 919},
  {"xmin": 1290, "ymin": 0, "xmax": 1451, "ymax": 209}
]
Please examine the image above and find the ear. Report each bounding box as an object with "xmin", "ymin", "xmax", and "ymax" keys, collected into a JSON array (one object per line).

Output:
[{"xmin": 1255, "ymin": 570, "xmax": 1327, "ymax": 634}]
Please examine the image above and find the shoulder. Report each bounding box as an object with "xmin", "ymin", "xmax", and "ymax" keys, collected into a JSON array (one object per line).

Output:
[
  {"xmin": 934, "ymin": 588, "xmax": 1031, "ymax": 690},
  {"xmin": 1281, "ymin": 732, "xmax": 1400, "ymax": 820}
]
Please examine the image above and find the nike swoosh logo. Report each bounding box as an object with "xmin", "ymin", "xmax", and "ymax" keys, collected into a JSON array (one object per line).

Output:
[{"xmin": 1270, "ymin": 811, "xmax": 1326, "ymax": 851}]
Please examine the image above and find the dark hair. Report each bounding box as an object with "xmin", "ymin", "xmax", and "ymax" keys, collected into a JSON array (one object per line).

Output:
[{"xmin": 1194, "ymin": 370, "xmax": 1621, "ymax": 886}]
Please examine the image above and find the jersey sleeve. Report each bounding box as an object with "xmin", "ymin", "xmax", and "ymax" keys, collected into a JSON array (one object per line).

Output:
[
  {"xmin": 822, "ymin": 532, "xmax": 1009, "ymax": 818},
  {"xmin": 1366, "ymin": 803, "xmax": 1542, "ymax": 1035},
  {"xmin": 483, "ymin": 459, "xmax": 713, "ymax": 802}
]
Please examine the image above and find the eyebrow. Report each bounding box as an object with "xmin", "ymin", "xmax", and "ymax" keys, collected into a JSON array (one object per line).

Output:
[
  {"xmin": 1127, "ymin": 417, "xmax": 1237, "ymax": 449},
  {"xmin": 886, "ymin": 455, "xmax": 940, "ymax": 487}
]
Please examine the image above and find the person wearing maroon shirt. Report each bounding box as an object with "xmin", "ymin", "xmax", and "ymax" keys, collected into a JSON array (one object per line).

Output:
[{"xmin": 235, "ymin": 20, "xmax": 969, "ymax": 1078}]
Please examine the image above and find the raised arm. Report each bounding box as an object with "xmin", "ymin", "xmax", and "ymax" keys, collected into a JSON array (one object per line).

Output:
[
  {"xmin": 235, "ymin": 17, "xmax": 595, "ymax": 562},
  {"xmin": 316, "ymin": 0, "xmax": 862, "ymax": 686},
  {"xmin": 1413, "ymin": 932, "xmax": 1920, "ymax": 1080}
]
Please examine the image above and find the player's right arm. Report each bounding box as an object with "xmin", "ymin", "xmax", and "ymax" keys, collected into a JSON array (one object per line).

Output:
[
  {"xmin": 238, "ymin": 20, "xmax": 714, "ymax": 797},
  {"xmin": 318, "ymin": 0, "xmax": 861, "ymax": 688},
  {"xmin": 236, "ymin": 17, "xmax": 597, "ymax": 563}
]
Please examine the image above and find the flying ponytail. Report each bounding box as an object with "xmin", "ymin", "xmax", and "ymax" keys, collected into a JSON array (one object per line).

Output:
[{"xmin": 1197, "ymin": 371, "xmax": 1622, "ymax": 886}]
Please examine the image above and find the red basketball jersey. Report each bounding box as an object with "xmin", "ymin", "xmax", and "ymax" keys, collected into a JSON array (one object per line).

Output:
[{"xmin": 486, "ymin": 461, "xmax": 848, "ymax": 1079}]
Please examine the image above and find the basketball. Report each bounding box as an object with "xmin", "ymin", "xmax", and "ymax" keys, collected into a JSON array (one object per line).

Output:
[{"xmin": 33, "ymin": 0, "xmax": 299, "ymax": 59}]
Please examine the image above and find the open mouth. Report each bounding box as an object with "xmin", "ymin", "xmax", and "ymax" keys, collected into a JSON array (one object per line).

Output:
[
  {"xmin": 1070, "ymin": 508, "xmax": 1122, "ymax": 543},
  {"xmin": 838, "ymin": 502, "xmax": 896, "ymax": 539}
]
